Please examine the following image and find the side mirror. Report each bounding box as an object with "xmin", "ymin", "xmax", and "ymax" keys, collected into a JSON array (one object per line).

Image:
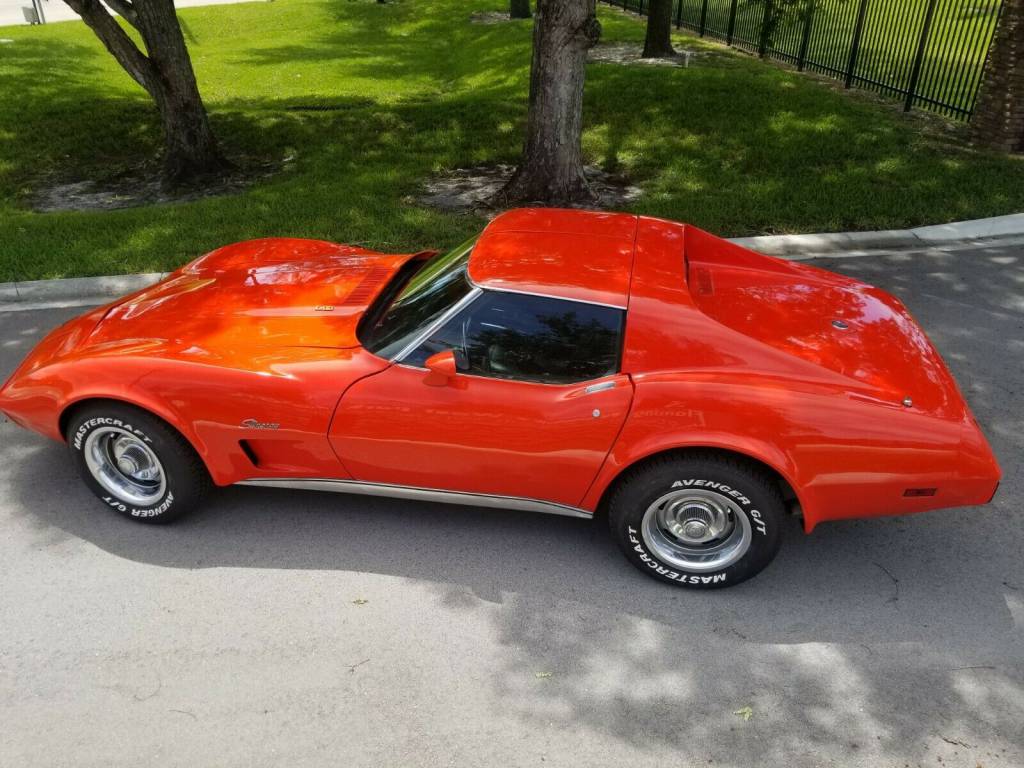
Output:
[{"xmin": 423, "ymin": 349, "xmax": 458, "ymax": 386}]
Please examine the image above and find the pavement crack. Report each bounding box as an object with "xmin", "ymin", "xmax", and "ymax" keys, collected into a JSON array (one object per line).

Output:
[
  {"xmin": 939, "ymin": 736, "xmax": 975, "ymax": 748},
  {"xmin": 133, "ymin": 680, "xmax": 162, "ymax": 702},
  {"xmin": 949, "ymin": 665, "xmax": 996, "ymax": 672},
  {"xmin": 873, "ymin": 561, "xmax": 900, "ymax": 603}
]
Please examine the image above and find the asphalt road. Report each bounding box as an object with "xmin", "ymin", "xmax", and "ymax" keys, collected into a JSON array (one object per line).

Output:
[{"xmin": 1, "ymin": 240, "xmax": 1021, "ymax": 768}]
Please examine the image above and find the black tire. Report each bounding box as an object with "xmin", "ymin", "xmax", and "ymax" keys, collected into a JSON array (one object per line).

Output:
[
  {"xmin": 608, "ymin": 453, "xmax": 784, "ymax": 588},
  {"xmin": 66, "ymin": 402, "xmax": 210, "ymax": 524}
]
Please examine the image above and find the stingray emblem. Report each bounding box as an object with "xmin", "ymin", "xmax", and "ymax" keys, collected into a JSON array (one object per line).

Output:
[{"xmin": 241, "ymin": 419, "xmax": 280, "ymax": 430}]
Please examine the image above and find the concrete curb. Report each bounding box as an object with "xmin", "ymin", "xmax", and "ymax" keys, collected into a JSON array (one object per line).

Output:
[
  {"xmin": 730, "ymin": 212, "xmax": 1024, "ymax": 256},
  {"xmin": 3, "ymin": 273, "xmax": 167, "ymax": 303},
  {"xmin": 1, "ymin": 213, "xmax": 1022, "ymax": 305}
]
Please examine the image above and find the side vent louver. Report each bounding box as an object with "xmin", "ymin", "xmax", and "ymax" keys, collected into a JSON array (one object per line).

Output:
[{"xmin": 239, "ymin": 440, "xmax": 260, "ymax": 467}]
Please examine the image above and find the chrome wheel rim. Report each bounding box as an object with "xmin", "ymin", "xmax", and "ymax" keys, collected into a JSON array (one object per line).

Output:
[
  {"xmin": 83, "ymin": 427, "xmax": 166, "ymax": 506},
  {"xmin": 640, "ymin": 488, "xmax": 752, "ymax": 573}
]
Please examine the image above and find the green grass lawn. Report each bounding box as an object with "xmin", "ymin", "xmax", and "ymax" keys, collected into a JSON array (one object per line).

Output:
[
  {"xmin": 666, "ymin": 0, "xmax": 1002, "ymax": 117},
  {"xmin": 0, "ymin": 0, "xmax": 1021, "ymax": 282}
]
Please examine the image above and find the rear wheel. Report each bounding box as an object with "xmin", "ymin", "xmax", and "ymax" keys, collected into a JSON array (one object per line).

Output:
[
  {"xmin": 608, "ymin": 454, "xmax": 784, "ymax": 588},
  {"xmin": 66, "ymin": 402, "xmax": 210, "ymax": 523}
]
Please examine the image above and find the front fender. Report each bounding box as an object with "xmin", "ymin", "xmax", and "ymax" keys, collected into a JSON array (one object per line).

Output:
[{"xmin": 3, "ymin": 353, "xmax": 213, "ymax": 472}]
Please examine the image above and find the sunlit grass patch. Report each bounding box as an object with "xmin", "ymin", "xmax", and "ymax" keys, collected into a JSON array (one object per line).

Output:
[{"xmin": 0, "ymin": 0, "xmax": 1021, "ymax": 282}]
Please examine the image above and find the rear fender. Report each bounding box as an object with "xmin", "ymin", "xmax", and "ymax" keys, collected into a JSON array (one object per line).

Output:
[{"xmin": 581, "ymin": 431, "xmax": 805, "ymax": 518}]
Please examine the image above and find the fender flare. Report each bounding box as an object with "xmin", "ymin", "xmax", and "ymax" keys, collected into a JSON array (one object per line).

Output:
[
  {"xmin": 58, "ymin": 392, "xmax": 216, "ymax": 479},
  {"xmin": 582, "ymin": 434, "xmax": 813, "ymax": 530}
]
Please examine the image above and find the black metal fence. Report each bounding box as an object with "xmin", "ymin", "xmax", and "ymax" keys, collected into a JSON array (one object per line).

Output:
[{"xmin": 604, "ymin": 0, "xmax": 1004, "ymax": 120}]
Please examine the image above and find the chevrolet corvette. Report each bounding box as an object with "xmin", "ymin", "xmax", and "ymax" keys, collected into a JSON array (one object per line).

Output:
[{"xmin": 0, "ymin": 208, "xmax": 1001, "ymax": 587}]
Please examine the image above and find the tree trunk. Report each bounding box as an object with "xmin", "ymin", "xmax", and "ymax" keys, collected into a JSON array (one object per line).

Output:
[
  {"xmin": 971, "ymin": 0, "xmax": 1024, "ymax": 153},
  {"xmin": 63, "ymin": 0, "xmax": 229, "ymax": 187},
  {"xmin": 136, "ymin": 0, "xmax": 228, "ymax": 185},
  {"xmin": 510, "ymin": 0, "xmax": 532, "ymax": 19},
  {"xmin": 497, "ymin": 0, "xmax": 600, "ymax": 205},
  {"xmin": 642, "ymin": 0, "xmax": 675, "ymax": 58}
]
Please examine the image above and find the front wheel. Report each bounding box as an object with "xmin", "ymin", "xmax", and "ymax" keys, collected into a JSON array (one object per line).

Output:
[
  {"xmin": 608, "ymin": 454, "xmax": 784, "ymax": 588},
  {"xmin": 66, "ymin": 402, "xmax": 210, "ymax": 524}
]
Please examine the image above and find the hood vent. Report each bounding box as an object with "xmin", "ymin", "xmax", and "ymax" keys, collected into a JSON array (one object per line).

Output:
[{"xmin": 341, "ymin": 266, "xmax": 392, "ymax": 306}]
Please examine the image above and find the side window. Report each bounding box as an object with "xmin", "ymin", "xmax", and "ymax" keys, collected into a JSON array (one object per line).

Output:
[{"xmin": 404, "ymin": 290, "xmax": 624, "ymax": 384}]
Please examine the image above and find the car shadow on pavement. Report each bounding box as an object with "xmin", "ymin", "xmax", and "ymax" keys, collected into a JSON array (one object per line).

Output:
[
  {"xmin": 3, "ymin": 423, "xmax": 1017, "ymax": 644},
  {"xmin": 3, "ymin": 423, "xmax": 1023, "ymax": 764}
]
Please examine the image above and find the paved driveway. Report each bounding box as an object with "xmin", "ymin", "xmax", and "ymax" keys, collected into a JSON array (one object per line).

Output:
[{"xmin": 1, "ymin": 240, "xmax": 1021, "ymax": 767}]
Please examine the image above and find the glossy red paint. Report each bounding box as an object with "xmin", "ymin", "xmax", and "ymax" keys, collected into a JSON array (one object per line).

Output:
[
  {"xmin": 93, "ymin": 238, "xmax": 415, "ymax": 352},
  {"xmin": 0, "ymin": 209, "xmax": 1001, "ymax": 532},
  {"xmin": 469, "ymin": 209, "xmax": 636, "ymax": 307},
  {"xmin": 423, "ymin": 349, "xmax": 459, "ymax": 386},
  {"xmin": 0, "ymin": 237, "xmax": 411, "ymax": 484},
  {"xmin": 330, "ymin": 369, "xmax": 634, "ymax": 507}
]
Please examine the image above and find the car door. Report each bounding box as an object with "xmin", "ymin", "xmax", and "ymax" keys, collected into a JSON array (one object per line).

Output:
[{"xmin": 329, "ymin": 289, "xmax": 634, "ymax": 509}]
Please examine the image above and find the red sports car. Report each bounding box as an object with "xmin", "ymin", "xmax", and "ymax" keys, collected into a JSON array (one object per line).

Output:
[{"xmin": 0, "ymin": 208, "xmax": 1001, "ymax": 587}]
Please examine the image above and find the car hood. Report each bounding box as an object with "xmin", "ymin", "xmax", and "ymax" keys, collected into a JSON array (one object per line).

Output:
[
  {"xmin": 85, "ymin": 238, "xmax": 416, "ymax": 353},
  {"xmin": 685, "ymin": 233, "xmax": 967, "ymax": 420}
]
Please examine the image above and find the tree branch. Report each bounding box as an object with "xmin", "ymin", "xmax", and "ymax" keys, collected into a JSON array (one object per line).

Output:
[
  {"xmin": 102, "ymin": 0, "xmax": 139, "ymax": 28},
  {"xmin": 574, "ymin": 14, "xmax": 601, "ymax": 49},
  {"xmin": 63, "ymin": 0, "xmax": 156, "ymax": 95}
]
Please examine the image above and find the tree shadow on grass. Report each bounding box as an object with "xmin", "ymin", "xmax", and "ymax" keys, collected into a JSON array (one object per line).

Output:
[
  {"xmin": 2, "ymin": 0, "xmax": 1024, "ymax": 286},
  {"xmin": 0, "ymin": 35, "xmax": 160, "ymax": 199},
  {"xmin": 235, "ymin": 0, "xmax": 532, "ymax": 101},
  {"xmin": 582, "ymin": 60, "xmax": 1024, "ymax": 235}
]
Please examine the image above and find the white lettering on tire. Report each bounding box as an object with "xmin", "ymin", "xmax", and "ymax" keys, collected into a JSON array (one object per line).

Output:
[
  {"xmin": 670, "ymin": 478, "xmax": 767, "ymax": 535},
  {"xmin": 750, "ymin": 508, "xmax": 766, "ymax": 535},
  {"xmin": 626, "ymin": 526, "xmax": 727, "ymax": 585},
  {"xmin": 73, "ymin": 416, "xmax": 153, "ymax": 451},
  {"xmin": 103, "ymin": 491, "xmax": 174, "ymax": 518}
]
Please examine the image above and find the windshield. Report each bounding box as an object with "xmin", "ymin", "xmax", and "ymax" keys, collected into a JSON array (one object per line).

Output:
[{"xmin": 360, "ymin": 237, "xmax": 476, "ymax": 359}]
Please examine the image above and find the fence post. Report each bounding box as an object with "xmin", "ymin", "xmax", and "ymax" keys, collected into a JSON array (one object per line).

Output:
[
  {"xmin": 904, "ymin": 0, "xmax": 939, "ymax": 112},
  {"xmin": 700, "ymin": 0, "xmax": 709, "ymax": 35},
  {"xmin": 844, "ymin": 0, "xmax": 870, "ymax": 88},
  {"xmin": 797, "ymin": 2, "xmax": 815, "ymax": 72},
  {"xmin": 758, "ymin": 0, "xmax": 774, "ymax": 57},
  {"xmin": 676, "ymin": 0, "xmax": 683, "ymax": 28},
  {"xmin": 726, "ymin": 0, "xmax": 738, "ymax": 44}
]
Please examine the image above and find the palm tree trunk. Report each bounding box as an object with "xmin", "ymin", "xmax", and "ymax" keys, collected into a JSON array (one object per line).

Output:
[{"xmin": 971, "ymin": 0, "xmax": 1024, "ymax": 152}]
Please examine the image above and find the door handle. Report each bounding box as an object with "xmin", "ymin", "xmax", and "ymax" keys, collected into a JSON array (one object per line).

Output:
[{"xmin": 583, "ymin": 380, "xmax": 616, "ymax": 394}]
